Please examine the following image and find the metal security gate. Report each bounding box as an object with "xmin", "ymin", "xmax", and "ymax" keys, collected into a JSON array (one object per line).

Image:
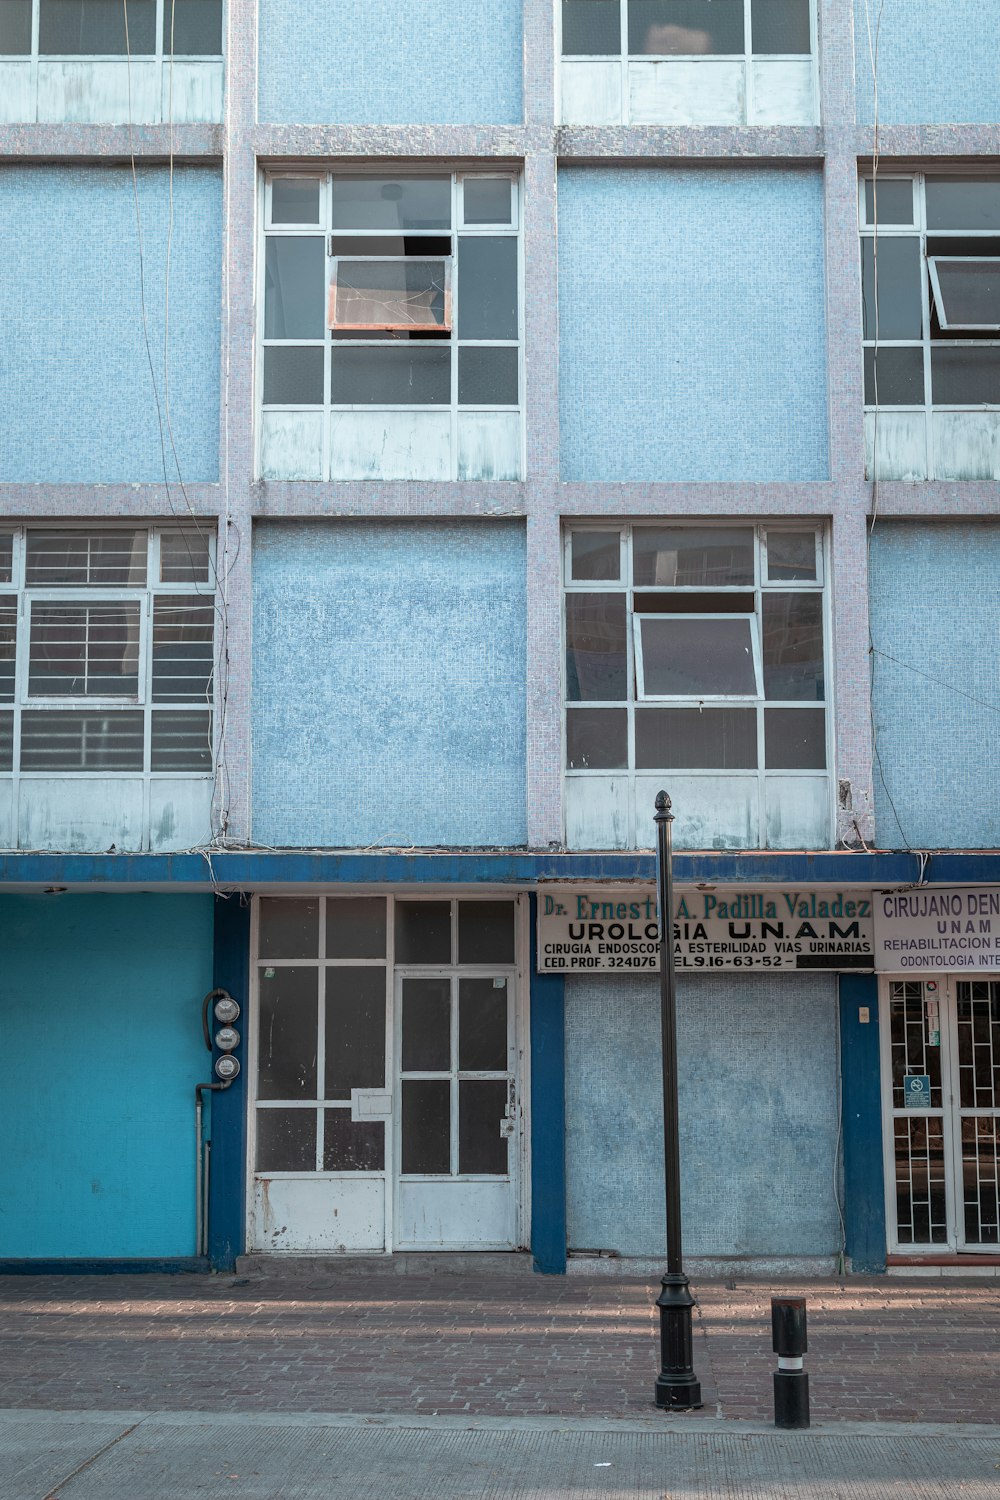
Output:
[{"xmin": 881, "ymin": 977, "xmax": 1000, "ymax": 1252}]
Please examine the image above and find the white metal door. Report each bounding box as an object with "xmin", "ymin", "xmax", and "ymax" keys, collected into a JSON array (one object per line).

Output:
[
  {"xmin": 881, "ymin": 977, "xmax": 1000, "ymax": 1252},
  {"xmin": 394, "ymin": 968, "xmax": 518, "ymax": 1249}
]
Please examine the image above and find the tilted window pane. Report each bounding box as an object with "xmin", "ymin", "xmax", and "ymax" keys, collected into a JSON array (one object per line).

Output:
[
  {"xmin": 401, "ymin": 977, "xmax": 451, "ymax": 1072},
  {"xmin": 255, "ymin": 1108, "xmax": 315, "ymax": 1172},
  {"xmin": 764, "ymin": 707, "xmax": 826, "ymax": 769},
  {"xmin": 0, "ymin": 596, "xmax": 15, "ymax": 702},
  {"xmin": 562, "ymin": 0, "xmax": 621, "ymax": 55},
  {"xmin": 0, "ymin": 711, "xmax": 11, "ymax": 771},
  {"xmin": 751, "ymin": 0, "xmax": 811, "ymax": 54},
  {"xmin": 459, "ymin": 1080, "xmax": 508, "ymax": 1175},
  {"xmin": 565, "ymin": 593, "xmax": 628, "ymax": 701},
  {"xmin": 766, "ymin": 532, "xmax": 817, "ymax": 582},
  {"xmin": 28, "ymin": 602, "xmax": 140, "ymax": 697},
  {"xmin": 638, "ymin": 617, "xmax": 757, "ymax": 696},
  {"xmin": 458, "ymin": 346, "xmax": 519, "ymax": 405},
  {"xmin": 401, "ymin": 1080, "xmax": 450, "ymax": 1174},
  {"xmin": 458, "ymin": 902, "xmax": 516, "ymax": 965},
  {"xmin": 257, "ymin": 967, "xmax": 318, "ymax": 1099},
  {"xmin": 152, "ymin": 596, "xmax": 214, "ymax": 702},
  {"xmin": 270, "ymin": 178, "xmax": 322, "ymax": 226},
  {"xmin": 459, "ymin": 978, "xmax": 508, "ymax": 1071},
  {"xmin": 395, "ymin": 901, "xmax": 452, "ymax": 964},
  {"xmin": 570, "ymin": 531, "xmax": 621, "ymax": 581},
  {"xmin": 162, "ymin": 0, "xmax": 223, "ymax": 54},
  {"xmin": 330, "ymin": 345, "xmax": 451, "ymax": 405},
  {"xmin": 323, "ymin": 1110, "xmax": 384, "ymax": 1172},
  {"xmin": 860, "ymin": 237, "xmax": 923, "ymax": 341},
  {"xmin": 0, "ymin": 1, "xmax": 32, "ymax": 53},
  {"xmin": 26, "ymin": 530, "xmax": 146, "ymax": 587},
  {"xmin": 264, "ymin": 238, "xmax": 326, "ymax": 340},
  {"xmin": 20, "ymin": 709, "xmax": 144, "ymax": 770},
  {"xmin": 863, "ymin": 346, "xmax": 925, "ymax": 406},
  {"xmin": 0, "ymin": 534, "xmax": 12, "ymax": 583},
  {"xmin": 457, "ymin": 237, "xmax": 518, "ymax": 341},
  {"xmin": 331, "ymin": 259, "xmax": 451, "ymax": 331},
  {"xmin": 150, "ymin": 709, "xmax": 212, "ymax": 771},
  {"xmin": 762, "ymin": 593, "xmax": 824, "ymax": 701},
  {"xmin": 566, "ymin": 707, "xmax": 628, "ymax": 768},
  {"xmin": 160, "ymin": 530, "xmax": 212, "ymax": 584},
  {"xmin": 633, "ymin": 526, "xmax": 754, "ymax": 586},
  {"xmin": 929, "ymin": 260, "xmax": 1000, "ymax": 331},
  {"xmin": 931, "ymin": 346, "xmax": 1000, "ymax": 406},
  {"xmin": 325, "ymin": 968, "xmax": 387, "ymax": 1098},
  {"xmin": 331, "ymin": 177, "xmax": 452, "ymax": 232},
  {"xmin": 629, "ymin": 0, "xmax": 744, "ymax": 56},
  {"xmin": 258, "ymin": 898, "xmax": 319, "ymax": 960},
  {"xmin": 634, "ymin": 706, "xmax": 757, "ymax": 768},
  {"xmin": 863, "ymin": 179, "xmax": 914, "ymax": 227},
  {"xmin": 39, "ymin": 0, "xmax": 156, "ymax": 54},
  {"xmin": 326, "ymin": 898, "xmax": 387, "ymax": 959},
  {"xmin": 262, "ymin": 346, "xmax": 325, "ymax": 405},
  {"xmin": 925, "ymin": 179, "xmax": 1000, "ymax": 232},
  {"xmin": 463, "ymin": 178, "xmax": 513, "ymax": 226}
]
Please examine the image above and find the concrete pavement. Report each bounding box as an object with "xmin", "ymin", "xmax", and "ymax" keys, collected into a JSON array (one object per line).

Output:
[{"xmin": 3, "ymin": 1409, "xmax": 1000, "ymax": 1499}]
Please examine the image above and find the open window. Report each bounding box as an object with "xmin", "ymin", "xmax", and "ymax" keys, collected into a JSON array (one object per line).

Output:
[
  {"xmin": 633, "ymin": 614, "xmax": 760, "ymax": 698},
  {"xmin": 328, "ymin": 258, "xmax": 452, "ymax": 333},
  {"xmin": 928, "ymin": 258, "xmax": 1000, "ymax": 333}
]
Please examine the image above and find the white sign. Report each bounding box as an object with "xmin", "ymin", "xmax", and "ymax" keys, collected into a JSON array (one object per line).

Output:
[
  {"xmin": 536, "ymin": 888, "xmax": 875, "ymax": 974},
  {"xmin": 874, "ymin": 887, "xmax": 1000, "ymax": 972}
]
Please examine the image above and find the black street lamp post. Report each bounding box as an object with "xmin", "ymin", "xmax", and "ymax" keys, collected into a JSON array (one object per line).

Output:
[{"xmin": 654, "ymin": 790, "xmax": 703, "ymax": 1410}]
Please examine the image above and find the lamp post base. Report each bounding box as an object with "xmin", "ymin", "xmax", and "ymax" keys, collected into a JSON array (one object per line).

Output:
[{"xmin": 654, "ymin": 1271, "xmax": 703, "ymax": 1410}]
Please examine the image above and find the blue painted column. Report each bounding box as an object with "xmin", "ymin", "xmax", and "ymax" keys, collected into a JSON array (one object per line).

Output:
[
  {"xmin": 208, "ymin": 894, "xmax": 251, "ymax": 1271},
  {"xmin": 529, "ymin": 895, "xmax": 567, "ymax": 1273},
  {"xmin": 839, "ymin": 974, "xmax": 887, "ymax": 1273}
]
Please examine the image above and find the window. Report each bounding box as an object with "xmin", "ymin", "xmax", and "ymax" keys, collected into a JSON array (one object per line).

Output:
[
  {"xmin": 861, "ymin": 175, "xmax": 1000, "ymax": 480},
  {"xmin": 558, "ymin": 0, "xmax": 816, "ymax": 125},
  {"xmin": 563, "ymin": 524, "xmax": 830, "ymax": 850},
  {"xmin": 0, "ymin": 0, "xmax": 222, "ymax": 56},
  {"xmin": 0, "ymin": 526, "xmax": 215, "ymax": 778},
  {"xmin": 260, "ymin": 171, "xmax": 523, "ymax": 482}
]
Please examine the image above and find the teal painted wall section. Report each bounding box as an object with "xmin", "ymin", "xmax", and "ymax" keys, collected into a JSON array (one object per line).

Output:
[{"xmin": 0, "ymin": 895, "xmax": 214, "ymax": 1259}]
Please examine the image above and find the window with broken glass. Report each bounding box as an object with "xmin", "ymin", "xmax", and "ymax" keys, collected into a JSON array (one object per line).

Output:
[
  {"xmin": 563, "ymin": 524, "xmax": 830, "ymax": 850},
  {"xmin": 0, "ymin": 526, "xmax": 215, "ymax": 779},
  {"xmin": 260, "ymin": 171, "xmax": 522, "ymax": 482},
  {"xmin": 860, "ymin": 175, "xmax": 1000, "ymax": 475},
  {"xmin": 0, "ymin": 1, "xmax": 223, "ymax": 58}
]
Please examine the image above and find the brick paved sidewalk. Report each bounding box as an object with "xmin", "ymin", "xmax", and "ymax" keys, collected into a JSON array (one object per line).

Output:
[{"xmin": 0, "ymin": 1272, "xmax": 996, "ymax": 1425}]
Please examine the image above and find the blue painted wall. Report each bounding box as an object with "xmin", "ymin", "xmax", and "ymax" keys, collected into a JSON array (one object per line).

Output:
[
  {"xmin": 855, "ymin": 0, "xmax": 1000, "ymax": 124},
  {"xmin": 564, "ymin": 971, "xmax": 840, "ymax": 1257},
  {"xmin": 0, "ymin": 895, "xmax": 214, "ymax": 1259},
  {"xmin": 0, "ymin": 165, "xmax": 221, "ymax": 483},
  {"xmin": 839, "ymin": 974, "xmax": 886, "ymax": 1273},
  {"xmin": 208, "ymin": 895, "xmax": 251, "ymax": 1271},
  {"xmin": 869, "ymin": 522, "xmax": 1000, "ymax": 849},
  {"xmin": 252, "ymin": 521, "xmax": 528, "ymax": 848},
  {"xmin": 529, "ymin": 898, "xmax": 567, "ymax": 1273},
  {"xmin": 558, "ymin": 167, "xmax": 829, "ymax": 481},
  {"xmin": 257, "ymin": 0, "xmax": 523, "ymax": 124}
]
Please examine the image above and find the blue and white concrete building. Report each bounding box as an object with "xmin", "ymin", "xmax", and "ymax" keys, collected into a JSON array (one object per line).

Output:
[{"xmin": 1, "ymin": 0, "xmax": 999, "ymax": 1278}]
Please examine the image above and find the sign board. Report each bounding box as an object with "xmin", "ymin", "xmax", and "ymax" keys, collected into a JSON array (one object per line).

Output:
[
  {"xmin": 874, "ymin": 887, "xmax": 1000, "ymax": 972},
  {"xmin": 536, "ymin": 888, "xmax": 875, "ymax": 974},
  {"xmin": 903, "ymin": 1074, "xmax": 932, "ymax": 1109}
]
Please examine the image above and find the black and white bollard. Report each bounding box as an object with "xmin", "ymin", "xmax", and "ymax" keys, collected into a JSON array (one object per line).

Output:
[{"xmin": 771, "ymin": 1296, "xmax": 810, "ymax": 1429}]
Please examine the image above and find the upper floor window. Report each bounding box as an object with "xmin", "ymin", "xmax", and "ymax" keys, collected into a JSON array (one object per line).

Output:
[
  {"xmin": 563, "ymin": 523, "xmax": 830, "ymax": 851},
  {"xmin": 0, "ymin": 1, "xmax": 224, "ymax": 125},
  {"xmin": 559, "ymin": 0, "xmax": 816, "ymax": 125},
  {"xmin": 0, "ymin": 526, "xmax": 215, "ymax": 779},
  {"xmin": 259, "ymin": 171, "xmax": 523, "ymax": 484},
  {"xmin": 861, "ymin": 174, "xmax": 1000, "ymax": 482}
]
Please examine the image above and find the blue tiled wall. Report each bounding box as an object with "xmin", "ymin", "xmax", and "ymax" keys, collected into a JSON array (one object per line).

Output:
[
  {"xmin": 558, "ymin": 167, "xmax": 829, "ymax": 481},
  {"xmin": 0, "ymin": 166, "xmax": 221, "ymax": 484},
  {"xmin": 869, "ymin": 523, "xmax": 1000, "ymax": 849},
  {"xmin": 855, "ymin": 0, "xmax": 1000, "ymax": 124},
  {"xmin": 565, "ymin": 972, "xmax": 840, "ymax": 1258},
  {"xmin": 0, "ymin": 895, "xmax": 214, "ymax": 1259},
  {"xmin": 252, "ymin": 521, "xmax": 528, "ymax": 848},
  {"xmin": 257, "ymin": 0, "xmax": 523, "ymax": 124}
]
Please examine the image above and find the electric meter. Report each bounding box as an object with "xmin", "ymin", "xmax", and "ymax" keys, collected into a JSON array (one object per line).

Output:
[
  {"xmin": 215, "ymin": 1026, "xmax": 240, "ymax": 1052},
  {"xmin": 214, "ymin": 995, "xmax": 240, "ymax": 1024},
  {"xmin": 215, "ymin": 1055, "xmax": 240, "ymax": 1081}
]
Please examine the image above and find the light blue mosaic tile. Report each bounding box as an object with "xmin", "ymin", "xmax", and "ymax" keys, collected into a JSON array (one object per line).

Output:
[
  {"xmin": 258, "ymin": 0, "xmax": 523, "ymax": 124},
  {"xmin": 0, "ymin": 165, "xmax": 221, "ymax": 485},
  {"xmin": 252, "ymin": 520, "xmax": 528, "ymax": 848},
  {"xmin": 564, "ymin": 971, "xmax": 840, "ymax": 1258},
  {"xmin": 558, "ymin": 166, "xmax": 830, "ymax": 482},
  {"xmin": 855, "ymin": 0, "xmax": 1000, "ymax": 124},
  {"xmin": 869, "ymin": 522, "xmax": 1000, "ymax": 850}
]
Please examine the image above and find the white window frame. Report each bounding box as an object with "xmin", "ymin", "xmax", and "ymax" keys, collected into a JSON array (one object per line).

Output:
[
  {"xmin": 632, "ymin": 612, "xmax": 762, "ymax": 701},
  {"xmin": 927, "ymin": 256, "xmax": 1000, "ymax": 333},
  {"xmin": 0, "ymin": 0, "xmax": 224, "ymax": 59}
]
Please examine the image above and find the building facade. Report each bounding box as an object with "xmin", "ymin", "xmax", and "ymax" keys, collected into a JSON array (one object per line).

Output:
[{"xmin": 1, "ymin": 0, "xmax": 999, "ymax": 1276}]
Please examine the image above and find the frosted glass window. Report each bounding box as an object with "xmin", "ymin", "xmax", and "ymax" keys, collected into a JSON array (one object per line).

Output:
[
  {"xmin": 750, "ymin": 0, "xmax": 810, "ymax": 53},
  {"xmin": 463, "ymin": 178, "xmax": 514, "ymax": 226},
  {"xmin": 332, "ymin": 178, "xmax": 452, "ymax": 232},
  {"xmin": 0, "ymin": 1, "xmax": 31, "ymax": 51},
  {"xmin": 163, "ymin": 0, "xmax": 222, "ymax": 54},
  {"xmin": 265, "ymin": 239, "xmax": 326, "ymax": 340},
  {"xmin": 562, "ymin": 0, "xmax": 621, "ymax": 54},
  {"xmin": 271, "ymin": 179, "xmax": 322, "ymax": 226}
]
